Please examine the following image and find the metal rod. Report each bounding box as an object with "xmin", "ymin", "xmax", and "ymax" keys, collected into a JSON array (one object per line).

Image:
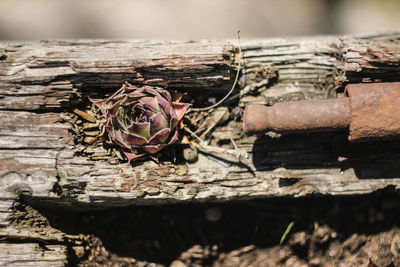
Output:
[
  {"xmin": 243, "ymin": 82, "xmax": 400, "ymax": 142},
  {"xmin": 243, "ymin": 97, "xmax": 350, "ymax": 134}
]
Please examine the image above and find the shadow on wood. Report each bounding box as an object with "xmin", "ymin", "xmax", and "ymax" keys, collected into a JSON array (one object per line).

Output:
[{"xmin": 252, "ymin": 133, "xmax": 400, "ymax": 179}]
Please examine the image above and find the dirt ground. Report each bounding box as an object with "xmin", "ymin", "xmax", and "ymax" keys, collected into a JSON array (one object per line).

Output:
[{"xmin": 26, "ymin": 187, "xmax": 400, "ymax": 266}]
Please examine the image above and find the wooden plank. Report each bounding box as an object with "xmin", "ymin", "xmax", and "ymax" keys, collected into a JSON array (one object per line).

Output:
[
  {"xmin": 0, "ymin": 40, "xmax": 231, "ymax": 111},
  {"xmin": 0, "ymin": 243, "xmax": 67, "ymax": 267},
  {"xmin": 1, "ymin": 33, "xmax": 400, "ymax": 265},
  {"xmin": 0, "ymin": 35, "xmax": 400, "ymax": 210}
]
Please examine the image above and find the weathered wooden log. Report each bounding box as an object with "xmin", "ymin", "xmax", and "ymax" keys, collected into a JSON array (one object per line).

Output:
[
  {"xmin": 0, "ymin": 243, "xmax": 67, "ymax": 266},
  {"xmin": 1, "ymin": 33, "xmax": 400, "ymax": 264},
  {"xmin": 2, "ymin": 34, "xmax": 400, "ymax": 207}
]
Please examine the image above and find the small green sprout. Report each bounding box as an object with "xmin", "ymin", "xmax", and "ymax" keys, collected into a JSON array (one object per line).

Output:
[{"xmin": 280, "ymin": 221, "xmax": 295, "ymax": 245}]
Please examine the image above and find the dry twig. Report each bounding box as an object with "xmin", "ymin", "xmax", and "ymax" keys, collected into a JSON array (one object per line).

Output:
[
  {"xmin": 188, "ymin": 30, "xmax": 242, "ymax": 112},
  {"xmin": 183, "ymin": 126, "xmax": 248, "ymax": 160}
]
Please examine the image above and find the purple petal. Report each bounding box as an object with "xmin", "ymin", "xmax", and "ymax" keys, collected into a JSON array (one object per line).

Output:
[
  {"xmin": 139, "ymin": 97, "xmax": 160, "ymax": 112},
  {"xmin": 156, "ymin": 95, "xmax": 171, "ymax": 117},
  {"xmin": 112, "ymin": 113, "xmax": 128, "ymax": 131},
  {"xmin": 127, "ymin": 87, "xmax": 145, "ymax": 94},
  {"xmin": 109, "ymin": 94, "xmax": 125, "ymax": 103},
  {"xmin": 144, "ymin": 108, "xmax": 156, "ymax": 118},
  {"xmin": 128, "ymin": 122, "xmax": 150, "ymax": 139},
  {"xmin": 109, "ymin": 99, "xmax": 124, "ymax": 116},
  {"xmin": 170, "ymin": 109, "xmax": 179, "ymax": 130},
  {"xmin": 121, "ymin": 96, "xmax": 141, "ymax": 106},
  {"xmin": 107, "ymin": 128, "xmax": 131, "ymax": 149},
  {"xmin": 168, "ymin": 129, "xmax": 179, "ymax": 145},
  {"xmin": 131, "ymin": 102, "xmax": 144, "ymax": 110},
  {"xmin": 149, "ymin": 112, "xmax": 168, "ymax": 136},
  {"xmin": 142, "ymin": 144, "xmax": 166, "ymax": 154},
  {"xmin": 122, "ymin": 149, "xmax": 145, "ymax": 162},
  {"xmin": 122, "ymin": 131, "xmax": 148, "ymax": 146},
  {"xmin": 106, "ymin": 95, "xmax": 125, "ymax": 110},
  {"xmin": 148, "ymin": 128, "xmax": 171, "ymax": 145},
  {"xmin": 126, "ymin": 89, "xmax": 146, "ymax": 99},
  {"xmin": 172, "ymin": 102, "xmax": 191, "ymax": 121},
  {"xmin": 124, "ymin": 116, "xmax": 133, "ymax": 126},
  {"xmin": 123, "ymin": 83, "xmax": 139, "ymax": 93},
  {"xmin": 157, "ymin": 88, "xmax": 172, "ymax": 102},
  {"xmin": 142, "ymin": 86, "xmax": 160, "ymax": 96},
  {"xmin": 130, "ymin": 103, "xmax": 152, "ymax": 123},
  {"xmin": 108, "ymin": 115, "xmax": 124, "ymax": 131},
  {"xmin": 170, "ymin": 102, "xmax": 191, "ymax": 129}
]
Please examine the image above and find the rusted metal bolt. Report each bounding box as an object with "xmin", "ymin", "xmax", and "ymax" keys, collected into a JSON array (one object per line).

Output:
[{"xmin": 243, "ymin": 82, "xmax": 400, "ymax": 142}]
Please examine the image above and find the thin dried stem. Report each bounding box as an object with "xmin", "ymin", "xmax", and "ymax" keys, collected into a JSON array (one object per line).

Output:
[
  {"xmin": 183, "ymin": 125, "xmax": 248, "ymax": 160},
  {"xmin": 188, "ymin": 30, "xmax": 242, "ymax": 112}
]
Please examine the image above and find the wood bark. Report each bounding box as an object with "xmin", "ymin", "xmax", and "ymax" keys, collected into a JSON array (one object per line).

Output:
[{"xmin": 1, "ymin": 33, "xmax": 400, "ymax": 264}]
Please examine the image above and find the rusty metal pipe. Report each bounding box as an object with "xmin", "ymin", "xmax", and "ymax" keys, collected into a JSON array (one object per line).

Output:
[
  {"xmin": 243, "ymin": 82, "xmax": 400, "ymax": 142},
  {"xmin": 243, "ymin": 98, "xmax": 350, "ymax": 134}
]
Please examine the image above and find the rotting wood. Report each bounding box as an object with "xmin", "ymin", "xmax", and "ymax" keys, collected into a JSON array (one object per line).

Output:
[
  {"xmin": 0, "ymin": 40, "xmax": 232, "ymax": 111},
  {"xmin": 1, "ymin": 33, "xmax": 400, "ymax": 264},
  {"xmin": 2, "ymin": 34, "xmax": 400, "ymax": 208},
  {"xmin": 0, "ymin": 243, "xmax": 67, "ymax": 266}
]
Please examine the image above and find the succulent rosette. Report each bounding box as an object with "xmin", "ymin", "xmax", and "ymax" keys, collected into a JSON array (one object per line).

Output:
[{"xmin": 94, "ymin": 83, "xmax": 191, "ymax": 161}]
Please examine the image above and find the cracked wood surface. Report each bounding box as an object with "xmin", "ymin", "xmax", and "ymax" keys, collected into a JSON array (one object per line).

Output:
[
  {"xmin": 1, "ymin": 35, "xmax": 400, "ymax": 211},
  {"xmin": 1, "ymin": 33, "xmax": 400, "ymax": 265},
  {"xmin": 0, "ymin": 243, "xmax": 67, "ymax": 266},
  {"xmin": 1, "ymin": 35, "xmax": 400, "ymax": 210}
]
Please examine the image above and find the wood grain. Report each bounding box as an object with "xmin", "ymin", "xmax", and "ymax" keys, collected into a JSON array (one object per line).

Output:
[{"xmin": 1, "ymin": 34, "xmax": 400, "ymax": 264}]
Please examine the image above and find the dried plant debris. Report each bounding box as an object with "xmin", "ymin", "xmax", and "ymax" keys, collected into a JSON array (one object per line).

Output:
[
  {"xmin": 183, "ymin": 106, "xmax": 248, "ymax": 161},
  {"xmin": 74, "ymin": 235, "xmax": 156, "ymax": 266},
  {"xmin": 69, "ymin": 81, "xmax": 247, "ymax": 164},
  {"xmin": 69, "ymin": 105, "xmax": 119, "ymax": 162}
]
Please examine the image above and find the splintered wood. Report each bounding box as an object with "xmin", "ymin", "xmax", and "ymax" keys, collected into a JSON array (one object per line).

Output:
[
  {"xmin": 1, "ymin": 34, "xmax": 400, "ymax": 263},
  {"xmin": 2, "ymin": 35, "xmax": 400, "ymax": 208}
]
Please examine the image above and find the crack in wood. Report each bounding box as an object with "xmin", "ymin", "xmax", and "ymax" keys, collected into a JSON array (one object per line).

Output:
[{"xmin": 1, "ymin": 37, "xmax": 400, "ymax": 264}]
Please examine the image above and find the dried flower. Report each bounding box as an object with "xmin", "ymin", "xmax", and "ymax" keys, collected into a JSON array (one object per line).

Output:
[{"xmin": 93, "ymin": 83, "xmax": 190, "ymax": 161}]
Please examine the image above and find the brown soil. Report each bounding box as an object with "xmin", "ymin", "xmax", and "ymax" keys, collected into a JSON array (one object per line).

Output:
[{"xmin": 30, "ymin": 187, "xmax": 400, "ymax": 266}]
